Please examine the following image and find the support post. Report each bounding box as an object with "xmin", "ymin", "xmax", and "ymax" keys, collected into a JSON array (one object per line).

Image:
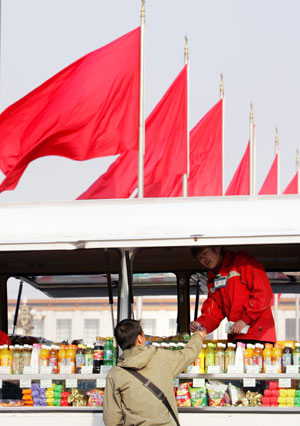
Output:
[
  {"xmin": 0, "ymin": 275, "xmax": 8, "ymax": 333},
  {"xmin": 176, "ymin": 272, "xmax": 190, "ymax": 334},
  {"xmin": 138, "ymin": 0, "xmax": 146, "ymax": 198},
  {"xmin": 118, "ymin": 249, "xmax": 130, "ymax": 321}
]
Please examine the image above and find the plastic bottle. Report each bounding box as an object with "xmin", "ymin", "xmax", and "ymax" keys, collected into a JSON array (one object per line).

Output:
[
  {"xmin": 0, "ymin": 345, "xmax": 3, "ymax": 366},
  {"xmin": 23, "ymin": 344, "xmax": 32, "ymax": 369},
  {"xmin": 84, "ymin": 346, "xmax": 94, "ymax": 367},
  {"xmin": 49, "ymin": 345, "xmax": 58, "ymax": 374},
  {"xmin": 263, "ymin": 343, "xmax": 273, "ymax": 372},
  {"xmin": 58, "ymin": 344, "xmax": 67, "ymax": 373},
  {"xmin": 244, "ymin": 344, "xmax": 254, "ymax": 372},
  {"xmin": 1, "ymin": 345, "xmax": 12, "ymax": 372},
  {"xmin": 30, "ymin": 343, "xmax": 41, "ymax": 374},
  {"xmin": 224, "ymin": 343, "xmax": 236, "ymax": 373},
  {"xmin": 292, "ymin": 343, "xmax": 300, "ymax": 367},
  {"xmin": 11, "ymin": 345, "xmax": 19, "ymax": 374},
  {"xmin": 103, "ymin": 337, "xmax": 114, "ymax": 366},
  {"xmin": 93, "ymin": 339, "xmax": 104, "ymax": 373},
  {"xmin": 18, "ymin": 345, "xmax": 25, "ymax": 374},
  {"xmin": 75, "ymin": 344, "xmax": 85, "ymax": 373},
  {"xmin": 205, "ymin": 343, "xmax": 215, "ymax": 372},
  {"xmin": 253, "ymin": 343, "xmax": 263, "ymax": 373},
  {"xmin": 234, "ymin": 342, "xmax": 245, "ymax": 373},
  {"xmin": 282, "ymin": 343, "xmax": 293, "ymax": 373},
  {"xmin": 39, "ymin": 345, "xmax": 49, "ymax": 369},
  {"xmin": 66, "ymin": 344, "xmax": 76, "ymax": 374},
  {"xmin": 199, "ymin": 344, "xmax": 206, "ymax": 374},
  {"xmin": 215, "ymin": 343, "xmax": 225, "ymax": 373},
  {"xmin": 272, "ymin": 343, "xmax": 282, "ymax": 373}
]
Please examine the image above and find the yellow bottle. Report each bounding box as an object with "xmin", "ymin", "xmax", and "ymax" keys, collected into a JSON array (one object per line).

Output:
[
  {"xmin": 244, "ymin": 344, "xmax": 254, "ymax": 372},
  {"xmin": 194, "ymin": 344, "xmax": 206, "ymax": 373},
  {"xmin": 272, "ymin": 343, "xmax": 282, "ymax": 373},
  {"xmin": 1, "ymin": 344, "xmax": 12, "ymax": 372}
]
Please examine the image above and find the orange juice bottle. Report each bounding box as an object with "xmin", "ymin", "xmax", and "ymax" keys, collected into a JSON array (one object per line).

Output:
[
  {"xmin": 194, "ymin": 344, "xmax": 206, "ymax": 373},
  {"xmin": 244, "ymin": 344, "xmax": 254, "ymax": 372},
  {"xmin": 263, "ymin": 343, "xmax": 273, "ymax": 372},
  {"xmin": 1, "ymin": 345, "xmax": 12, "ymax": 372},
  {"xmin": 58, "ymin": 344, "xmax": 66, "ymax": 373},
  {"xmin": 66, "ymin": 344, "xmax": 76, "ymax": 373},
  {"xmin": 253, "ymin": 343, "xmax": 263, "ymax": 373},
  {"xmin": 39, "ymin": 345, "xmax": 49, "ymax": 368},
  {"xmin": 272, "ymin": 343, "xmax": 282, "ymax": 373}
]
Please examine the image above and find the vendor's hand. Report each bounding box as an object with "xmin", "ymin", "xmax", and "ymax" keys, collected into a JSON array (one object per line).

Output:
[
  {"xmin": 198, "ymin": 329, "xmax": 207, "ymax": 340},
  {"xmin": 230, "ymin": 320, "xmax": 247, "ymax": 334},
  {"xmin": 190, "ymin": 321, "xmax": 201, "ymax": 332}
]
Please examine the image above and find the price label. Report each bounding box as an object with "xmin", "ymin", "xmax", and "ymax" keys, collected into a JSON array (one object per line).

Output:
[
  {"xmin": 40, "ymin": 366, "xmax": 52, "ymax": 375},
  {"xmin": 96, "ymin": 378, "xmax": 106, "ymax": 388},
  {"xmin": 286, "ymin": 365, "xmax": 299, "ymax": 374},
  {"xmin": 100, "ymin": 366, "xmax": 112, "ymax": 375},
  {"xmin": 60, "ymin": 366, "xmax": 72, "ymax": 374},
  {"xmin": 81, "ymin": 366, "xmax": 93, "ymax": 374},
  {"xmin": 243, "ymin": 378, "xmax": 256, "ymax": 387},
  {"xmin": 0, "ymin": 380, "xmax": 2, "ymax": 389},
  {"xmin": 187, "ymin": 365, "xmax": 200, "ymax": 374},
  {"xmin": 279, "ymin": 378, "xmax": 291, "ymax": 388},
  {"xmin": 20, "ymin": 379, "xmax": 31, "ymax": 388},
  {"xmin": 173, "ymin": 378, "xmax": 179, "ymax": 387},
  {"xmin": 207, "ymin": 365, "xmax": 221, "ymax": 374},
  {"xmin": 227, "ymin": 365, "xmax": 239, "ymax": 374},
  {"xmin": 23, "ymin": 366, "xmax": 34, "ymax": 375},
  {"xmin": 40, "ymin": 379, "xmax": 52, "ymax": 388},
  {"xmin": 246, "ymin": 365, "xmax": 259, "ymax": 374},
  {"xmin": 193, "ymin": 378, "xmax": 205, "ymax": 388},
  {"xmin": 66, "ymin": 379, "xmax": 77, "ymax": 388},
  {"xmin": 265, "ymin": 365, "xmax": 278, "ymax": 374},
  {"xmin": 0, "ymin": 366, "xmax": 10, "ymax": 374}
]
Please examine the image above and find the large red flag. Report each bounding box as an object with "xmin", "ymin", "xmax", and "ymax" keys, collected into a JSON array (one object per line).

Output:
[
  {"xmin": 0, "ymin": 28, "xmax": 140, "ymax": 192},
  {"xmin": 258, "ymin": 154, "xmax": 278, "ymax": 195},
  {"xmin": 144, "ymin": 99, "xmax": 223, "ymax": 197},
  {"xmin": 78, "ymin": 66, "xmax": 188, "ymax": 199},
  {"xmin": 225, "ymin": 142, "xmax": 250, "ymax": 195},
  {"xmin": 283, "ymin": 171, "xmax": 298, "ymax": 194}
]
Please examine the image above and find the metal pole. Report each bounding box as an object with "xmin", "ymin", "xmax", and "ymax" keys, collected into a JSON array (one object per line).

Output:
[
  {"xmin": 194, "ymin": 274, "xmax": 200, "ymax": 321},
  {"xmin": 125, "ymin": 250, "xmax": 134, "ymax": 319},
  {"xmin": 296, "ymin": 294, "xmax": 299, "ymax": 342},
  {"xmin": 274, "ymin": 293, "xmax": 279, "ymax": 338},
  {"xmin": 275, "ymin": 128, "xmax": 279, "ymax": 194},
  {"xmin": 119, "ymin": 250, "xmax": 130, "ymax": 321},
  {"xmin": 138, "ymin": 0, "xmax": 146, "ymax": 198},
  {"xmin": 249, "ymin": 103, "xmax": 255, "ymax": 195},
  {"xmin": 220, "ymin": 73, "xmax": 225, "ymax": 196},
  {"xmin": 12, "ymin": 280, "xmax": 23, "ymax": 335},
  {"xmin": 104, "ymin": 249, "xmax": 115, "ymax": 332},
  {"xmin": 182, "ymin": 35, "xmax": 189, "ymax": 197}
]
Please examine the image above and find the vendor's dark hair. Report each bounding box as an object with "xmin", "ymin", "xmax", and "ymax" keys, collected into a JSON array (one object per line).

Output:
[
  {"xmin": 114, "ymin": 319, "xmax": 143, "ymax": 350},
  {"xmin": 191, "ymin": 246, "xmax": 225, "ymax": 258}
]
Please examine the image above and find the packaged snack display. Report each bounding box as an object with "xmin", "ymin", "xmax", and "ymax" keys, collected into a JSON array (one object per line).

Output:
[
  {"xmin": 188, "ymin": 385, "xmax": 207, "ymax": 407},
  {"xmin": 176, "ymin": 383, "xmax": 192, "ymax": 407},
  {"xmin": 206, "ymin": 381, "xmax": 227, "ymax": 406},
  {"xmin": 228, "ymin": 382, "xmax": 245, "ymax": 405},
  {"xmin": 87, "ymin": 389, "xmax": 105, "ymax": 407}
]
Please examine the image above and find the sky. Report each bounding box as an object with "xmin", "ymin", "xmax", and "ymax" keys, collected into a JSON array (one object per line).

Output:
[{"xmin": 0, "ymin": 0, "xmax": 300, "ymax": 203}]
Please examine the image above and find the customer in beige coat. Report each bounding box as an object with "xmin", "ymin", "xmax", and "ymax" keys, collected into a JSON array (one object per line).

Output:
[{"xmin": 103, "ymin": 319, "xmax": 205, "ymax": 426}]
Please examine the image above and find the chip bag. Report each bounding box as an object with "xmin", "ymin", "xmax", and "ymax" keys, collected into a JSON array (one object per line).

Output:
[
  {"xmin": 188, "ymin": 385, "xmax": 207, "ymax": 407},
  {"xmin": 206, "ymin": 381, "xmax": 227, "ymax": 406}
]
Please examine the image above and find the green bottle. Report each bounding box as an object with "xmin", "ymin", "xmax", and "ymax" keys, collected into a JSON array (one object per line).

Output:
[
  {"xmin": 103, "ymin": 337, "xmax": 114, "ymax": 366},
  {"xmin": 205, "ymin": 343, "xmax": 215, "ymax": 372}
]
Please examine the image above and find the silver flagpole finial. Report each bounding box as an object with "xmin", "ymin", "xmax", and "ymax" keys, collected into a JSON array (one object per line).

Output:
[
  {"xmin": 275, "ymin": 127, "xmax": 279, "ymax": 154},
  {"xmin": 296, "ymin": 149, "xmax": 299, "ymax": 172},
  {"xmin": 250, "ymin": 102, "xmax": 254, "ymax": 121},
  {"xmin": 141, "ymin": 0, "xmax": 145, "ymax": 18},
  {"xmin": 184, "ymin": 34, "xmax": 189, "ymax": 64}
]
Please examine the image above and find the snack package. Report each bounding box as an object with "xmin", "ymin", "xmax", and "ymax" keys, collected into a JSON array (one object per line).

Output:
[
  {"xmin": 206, "ymin": 381, "xmax": 227, "ymax": 406},
  {"xmin": 176, "ymin": 382, "xmax": 191, "ymax": 407},
  {"xmin": 188, "ymin": 385, "xmax": 207, "ymax": 407},
  {"xmin": 87, "ymin": 389, "xmax": 105, "ymax": 407},
  {"xmin": 228, "ymin": 382, "xmax": 245, "ymax": 405}
]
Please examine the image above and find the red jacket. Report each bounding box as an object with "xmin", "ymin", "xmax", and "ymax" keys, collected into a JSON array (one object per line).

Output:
[{"xmin": 196, "ymin": 250, "xmax": 276, "ymax": 343}]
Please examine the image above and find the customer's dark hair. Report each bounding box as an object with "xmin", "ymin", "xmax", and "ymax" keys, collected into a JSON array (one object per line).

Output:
[{"xmin": 114, "ymin": 319, "xmax": 143, "ymax": 350}]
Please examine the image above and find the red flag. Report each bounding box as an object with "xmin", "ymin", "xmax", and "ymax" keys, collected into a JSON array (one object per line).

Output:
[
  {"xmin": 225, "ymin": 142, "xmax": 250, "ymax": 195},
  {"xmin": 283, "ymin": 171, "xmax": 299, "ymax": 194},
  {"xmin": 0, "ymin": 28, "xmax": 140, "ymax": 192},
  {"xmin": 144, "ymin": 99, "xmax": 223, "ymax": 197},
  {"xmin": 78, "ymin": 66, "xmax": 188, "ymax": 199},
  {"xmin": 258, "ymin": 154, "xmax": 278, "ymax": 195}
]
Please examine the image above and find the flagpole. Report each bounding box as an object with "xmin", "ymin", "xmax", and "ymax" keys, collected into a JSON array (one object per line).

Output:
[
  {"xmin": 275, "ymin": 127, "xmax": 279, "ymax": 195},
  {"xmin": 220, "ymin": 73, "xmax": 225, "ymax": 196},
  {"xmin": 138, "ymin": 0, "xmax": 146, "ymax": 199},
  {"xmin": 297, "ymin": 149, "xmax": 300, "ymax": 195},
  {"xmin": 249, "ymin": 103, "xmax": 255, "ymax": 195},
  {"xmin": 182, "ymin": 35, "xmax": 189, "ymax": 197}
]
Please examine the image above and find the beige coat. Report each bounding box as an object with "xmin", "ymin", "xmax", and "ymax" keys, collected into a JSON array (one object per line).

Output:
[{"xmin": 103, "ymin": 333, "xmax": 203, "ymax": 425}]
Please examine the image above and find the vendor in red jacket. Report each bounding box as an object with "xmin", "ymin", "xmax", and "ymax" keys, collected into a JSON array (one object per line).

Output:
[{"xmin": 190, "ymin": 246, "xmax": 276, "ymax": 343}]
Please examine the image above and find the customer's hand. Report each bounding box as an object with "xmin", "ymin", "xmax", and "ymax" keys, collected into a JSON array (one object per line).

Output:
[
  {"xmin": 190, "ymin": 321, "xmax": 201, "ymax": 332},
  {"xmin": 230, "ymin": 319, "xmax": 247, "ymax": 334}
]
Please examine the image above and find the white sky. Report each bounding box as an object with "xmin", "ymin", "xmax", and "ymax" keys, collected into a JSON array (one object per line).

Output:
[{"xmin": 0, "ymin": 0, "xmax": 300, "ymax": 202}]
